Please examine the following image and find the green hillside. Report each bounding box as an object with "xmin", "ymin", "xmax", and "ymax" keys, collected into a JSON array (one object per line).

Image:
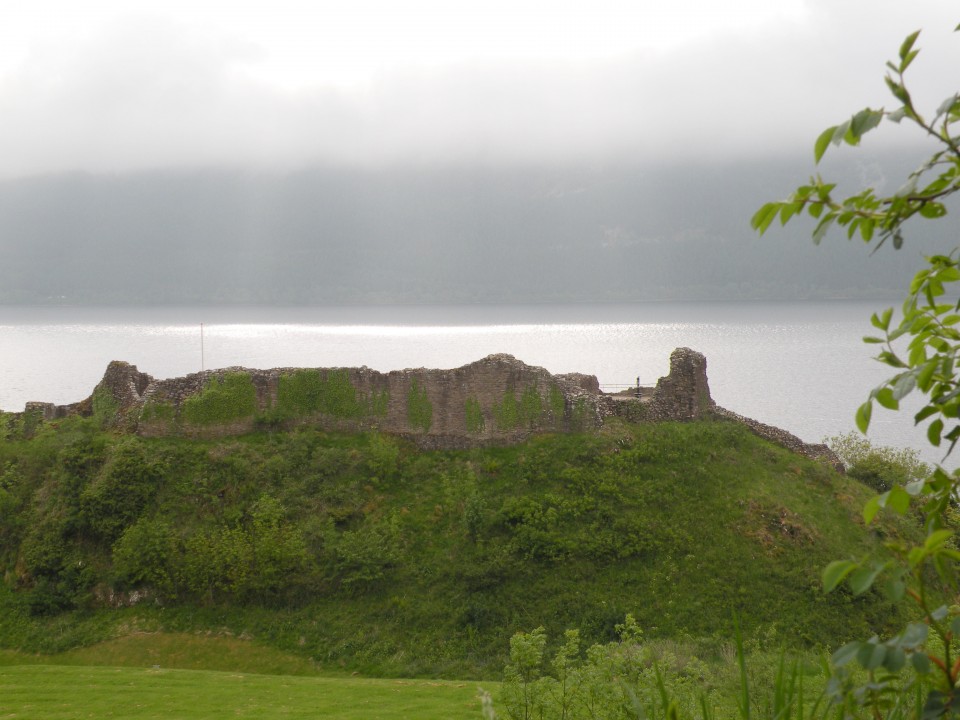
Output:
[{"xmin": 0, "ymin": 415, "xmax": 916, "ymax": 678}]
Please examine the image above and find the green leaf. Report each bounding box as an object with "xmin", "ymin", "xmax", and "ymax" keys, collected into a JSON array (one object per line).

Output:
[
  {"xmin": 915, "ymin": 405, "xmax": 940, "ymax": 423},
  {"xmin": 885, "ymin": 75, "xmax": 910, "ymax": 105},
  {"xmin": 905, "ymin": 479, "xmax": 926, "ymax": 496},
  {"xmin": 892, "ymin": 372, "xmax": 917, "ymax": 401},
  {"xmin": 898, "ymin": 30, "xmax": 921, "ymax": 64},
  {"xmin": 778, "ymin": 201, "xmax": 802, "ymax": 224},
  {"xmin": 875, "ymin": 387, "xmax": 899, "ymax": 410},
  {"xmin": 857, "ymin": 642, "xmax": 886, "ymax": 670},
  {"xmin": 928, "ymin": 418, "xmax": 944, "ymax": 447},
  {"xmin": 814, "ymin": 126, "xmax": 836, "ymax": 163},
  {"xmin": 936, "ymin": 94, "xmax": 960, "ymax": 119},
  {"xmin": 832, "ymin": 120, "xmax": 852, "ymax": 146},
  {"xmin": 823, "ymin": 560, "xmax": 857, "ymax": 593},
  {"xmin": 848, "ymin": 563, "xmax": 886, "ymax": 595},
  {"xmin": 939, "ymin": 266, "xmax": 960, "ymax": 283},
  {"xmin": 919, "ymin": 202, "xmax": 947, "ymax": 219},
  {"xmin": 864, "ymin": 495, "xmax": 883, "ymax": 525},
  {"xmin": 909, "ymin": 341, "xmax": 928, "ymax": 367},
  {"xmin": 881, "ymin": 307, "xmax": 894, "ymax": 328},
  {"xmin": 882, "ymin": 647, "xmax": 906, "ymax": 673},
  {"xmin": 917, "ymin": 361, "xmax": 938, "ymax": 392},
  {"xmin": 883, "ymin": 578, "xmax": 906, "ymax": 602},
  {"xmin": 856, "ymin": 401, "xmax": 872, "ymax": 433},
  {"xmin": 910, "ymin": 270, "xmax": 929, "ymax": 295},
  {"xmin": 899, "ymin": 622, "xmax": 929, "ymax": 648},
  {"xmin": 908, "ymin": 546, "xmax": 926, "ymax": 568},
  {"xmin": 887, "ymin": 485, "xmax": 911, "ymax": 514},
  {"xmin": 925, "ymin": 530, "xmax": 953, "ymax": 551},
  {"xmin": 751, "ymin": 203, "xmax": 780, "ymax": 234},
  {"xmin": 850, "ymin": 109, "xmax": 884, "ymax": 140},
  {"xmin": 900, "ymin": 49, "xmax": 920, "ymax": 73},
  {"xmin": 812, "ymin": 215, "xmax": 835, "ymax": 245},
  {"xmin": 912, "ymin": 652, "xmax": 931, "ymax": 675},
  {"xmin": 947, "ymin": 427, "xmax": 960, "ymax": 456},
  {"xmin": 831, "ymin": 642, "xmax": 860, "ymax": 668},
  {"xmin": 871, "ymin": 309, "xmax": 893, "ymax": 331},
  {"xmin": 888, "ymin": 107, "xmax": 908, "ymax": 123},
  {"xmin": 878, "ymin": 350, "xmax": 907, "ymax": 368}
]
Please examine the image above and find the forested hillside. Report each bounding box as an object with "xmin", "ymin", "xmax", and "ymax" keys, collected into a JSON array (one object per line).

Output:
[{"xmin": 0, "ymin": 157, "xmax": 950, "ymax": 305}]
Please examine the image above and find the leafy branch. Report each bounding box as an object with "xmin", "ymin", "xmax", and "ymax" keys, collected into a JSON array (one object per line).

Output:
[
  {"xmin": 752, "ymin": 30, "xmax": 960, "ymax": 251},
  {"xmin": 756, "ymin": 26, "xmax": 960, "ymax": 718}
]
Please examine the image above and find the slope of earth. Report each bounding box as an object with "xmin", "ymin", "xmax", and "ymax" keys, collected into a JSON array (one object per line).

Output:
[{"xmin": 0, "ymin": 416, "xmax": 914, "ymax": 678}]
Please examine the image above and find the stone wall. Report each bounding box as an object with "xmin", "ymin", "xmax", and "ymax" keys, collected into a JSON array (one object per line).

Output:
[
  {"xmin": 101, "ymin": 353, "xmax": 605, "ymax": 446},
  {"xmin": 604, "ymin": 347, "xmax": 841, "ymax": 468},
  {"xmin": 711, "ymin": 407, "xmax": 844, "ymax": 471},
  {"xmin": 645, "ymin": 347, "xmax": 716, "ymax": 421},
  {"xmin": 0, "ymin": 348, "xmax": 841, "ymax": 469}
]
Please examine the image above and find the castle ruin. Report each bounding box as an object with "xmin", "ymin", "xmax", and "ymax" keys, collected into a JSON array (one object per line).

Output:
[{"xmin": 3, "ymin": 348, "xmax": 840, "ymax": 467}]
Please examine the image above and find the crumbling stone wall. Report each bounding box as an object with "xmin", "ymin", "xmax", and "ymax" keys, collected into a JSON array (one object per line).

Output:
[
  {"xmin": 712, "ymin": 407, "xmax": 844, "ymax": 471},
  {"xmin": 604, "ymin": 347, "xmax": 841, "ymax": 468},
  {"xmin": 646, "ymin": 347, "xmax": 716, "ymax": 421},
  {"xmin": 0, "ymin": 348, "xmax": 842, "ymax": 468},
  {"xmin": 102, "ymin": 354, "xmax": 604, "ymax": 445}
]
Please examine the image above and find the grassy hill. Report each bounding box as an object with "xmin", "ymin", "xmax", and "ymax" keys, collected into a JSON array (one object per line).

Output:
[{"xmin": 0, "ymin": 415, "xmax": 917, "ymax": 678}]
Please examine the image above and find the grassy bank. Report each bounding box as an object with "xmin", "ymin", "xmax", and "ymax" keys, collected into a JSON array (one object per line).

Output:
[{"xmin": 0, "ymin": 416, "xmax": 920, "ymax": 677}]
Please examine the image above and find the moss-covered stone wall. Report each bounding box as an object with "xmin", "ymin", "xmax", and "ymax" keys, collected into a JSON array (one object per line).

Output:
[
  {"xmin": 0, "ymin": 348, "xmax": 842, "ymax": 467},
  {"xmin": 82, "ymin": 354, "xmax": 604, "ymax": 443}
]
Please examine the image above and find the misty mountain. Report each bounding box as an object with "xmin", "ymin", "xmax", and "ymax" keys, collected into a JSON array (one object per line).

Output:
[{"xmin": 0, "ymin": 155, "xmax": 952, "ymax": 305}]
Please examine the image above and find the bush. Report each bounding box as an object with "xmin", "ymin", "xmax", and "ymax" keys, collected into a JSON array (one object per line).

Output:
[
  {"xmin": 365, "ymin": 433, "xmax": 400, "ymax": 483},
  {"xmin": 330, "ymin": 511, "xmax": 403, "ymax": 587},
  {"xmin": 826, "ymin": 432, "xmax": 929, "ymax": 493},
  {"xmin": 176, "ymin": 495, "xmax": 309, "ymax": 604},
  {"xmin": 496, "ymin": 617, "xmax": 716, "ymax": 720},
  {"xmin": 79, "ymin": 439, "xmax": 164, "ymax": 542},
  {"xmin": 112, "ymin": 518, "xmax": 177, "ymax": 596}
]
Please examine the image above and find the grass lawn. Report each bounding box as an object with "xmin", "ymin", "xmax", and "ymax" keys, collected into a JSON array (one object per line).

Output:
[{"xmin": 0, "ymin": 664, "xmax": 485, "ymax": 719}]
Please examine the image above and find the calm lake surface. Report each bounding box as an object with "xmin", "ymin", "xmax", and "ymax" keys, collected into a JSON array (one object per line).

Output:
[{"xmin": 0, "ymin": 301, "xmax": 942, "ymax": 465}]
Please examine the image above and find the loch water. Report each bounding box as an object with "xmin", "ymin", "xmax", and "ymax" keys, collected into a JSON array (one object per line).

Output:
[{"xmin": 0, "ymin": 301, "xmax": 942, "ymax": 465}]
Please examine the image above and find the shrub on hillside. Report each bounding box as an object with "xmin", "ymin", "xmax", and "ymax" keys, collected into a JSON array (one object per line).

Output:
[{"xmin": 826, "ymin": 432, "xmax": 929, "ymax": 493}]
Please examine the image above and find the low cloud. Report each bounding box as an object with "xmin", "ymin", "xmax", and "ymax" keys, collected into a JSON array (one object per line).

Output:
[{"xmin": 0, "ymin": 2, "xmax": 956, "ymax": 177}]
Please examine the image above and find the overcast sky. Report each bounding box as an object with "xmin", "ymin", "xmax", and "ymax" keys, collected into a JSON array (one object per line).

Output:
[{"xmin": 0, "ymin": 1, "xmax": 957, "ymax": 177}]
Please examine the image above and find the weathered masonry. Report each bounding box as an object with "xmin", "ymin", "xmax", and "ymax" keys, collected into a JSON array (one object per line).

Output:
[{"xmin": 2, "ymin": 348, "xmax": 840, "ymax": 466}]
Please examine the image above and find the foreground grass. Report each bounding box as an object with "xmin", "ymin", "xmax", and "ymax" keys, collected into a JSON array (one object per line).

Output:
[
  {"xmin": 0, "ymin": 664, "xmax": 483, "ymax": 720},
  {"xmin": 0, "ymin": 631, "xmax": 828, "ymax": 720}
]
